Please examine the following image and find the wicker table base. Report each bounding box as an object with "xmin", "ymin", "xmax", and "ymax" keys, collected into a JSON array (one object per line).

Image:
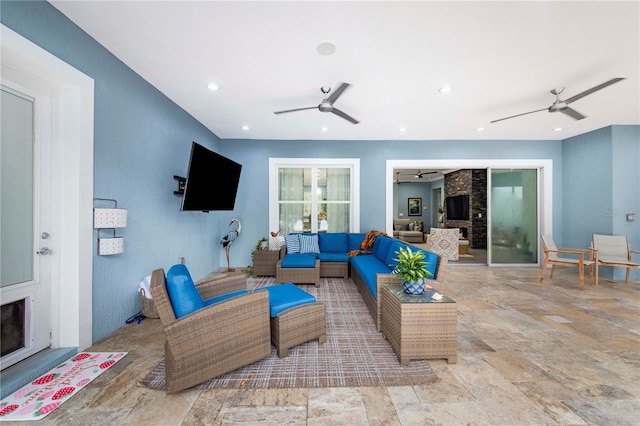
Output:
[{"xmin": 381, "ymin": 285, "xmax": 457, "ymax": 365}]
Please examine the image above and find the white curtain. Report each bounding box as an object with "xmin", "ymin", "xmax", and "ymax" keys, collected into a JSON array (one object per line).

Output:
[
  {"xmin": 326, "ymin": 168, "xmax": 350, "ymax": 232},
  {"xmin": 278, "ymin": 168, "xmax": 304, "ymax": 234}
]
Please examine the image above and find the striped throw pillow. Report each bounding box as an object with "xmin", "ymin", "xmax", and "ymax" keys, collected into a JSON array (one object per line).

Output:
[
  {"xmin": 299, "ymin": 234, "xmax": 320, "ymax": 254},
  {"xmin": 284, "ymin": 234, "xmax": 300, "ymax": 254}
]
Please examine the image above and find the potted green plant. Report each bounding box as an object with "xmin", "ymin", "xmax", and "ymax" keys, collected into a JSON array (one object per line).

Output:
[
  {"xmin": 392, "ymin": 246, "xmax": 433, "ymax": 295},
  {"xmin": 256, "ymin": 237, "xmax": 268, "ymax": 251}
]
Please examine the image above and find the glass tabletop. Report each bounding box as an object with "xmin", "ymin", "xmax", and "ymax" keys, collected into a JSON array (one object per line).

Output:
[{"xmin": 385, "ymin": 285, "xmax": 455, "ymax": 304}]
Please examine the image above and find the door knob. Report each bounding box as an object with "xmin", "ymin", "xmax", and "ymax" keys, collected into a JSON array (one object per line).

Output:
[{"xmin": 36, "ymin": 247, "xmax": 51, "ymax": 255}]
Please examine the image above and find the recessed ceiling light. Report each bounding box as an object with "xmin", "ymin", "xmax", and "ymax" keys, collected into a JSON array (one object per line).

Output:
[
  {"xmin": 316, "ymin": 41, "xmax": 336, "ymax": 56},
  {"xmin": 439, "ymin": 86, "xmax": 453, "ymax": 93},
  {"xmin": 241, "ymin": 125, "xmax": 250, "ymax": 131},
  {"xmin": 398, "ymin": 127, "xmax": 407, "ymax": 132},
  {"xmin": 553, "ymin": 127, "xmax": 563, "ymax": 132},
  {"xmin": 476, "ymin": 127, "xmax": 485, "ymax": 132},
  {"xmin": 321, "ymin": 126, "xmax": 328, "ymax": 132},
  {"xmin": 207, "ymin": 83, "xmax": 219, "ymax": 91}
]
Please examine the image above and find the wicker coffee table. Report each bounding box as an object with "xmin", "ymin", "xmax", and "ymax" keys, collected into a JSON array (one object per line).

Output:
[{"xmin": 381, "ymin": 284, "xmax": 457, "ymax": 365}]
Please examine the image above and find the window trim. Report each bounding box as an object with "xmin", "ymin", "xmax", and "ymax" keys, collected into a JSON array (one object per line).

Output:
[{"xmin": 269, "ymin": 158, "xmax": 360, "ymax": 234}]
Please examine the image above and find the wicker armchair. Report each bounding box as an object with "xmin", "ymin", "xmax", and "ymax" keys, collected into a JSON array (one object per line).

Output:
[{"xmin": 150, "ymin": 268, "xmax": 271, "ymax": 393}]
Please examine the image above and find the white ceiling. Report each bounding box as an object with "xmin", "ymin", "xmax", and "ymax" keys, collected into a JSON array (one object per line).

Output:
[{"xmin": 50, "ymin": 1, "xmax": 639, "ymax": 141}]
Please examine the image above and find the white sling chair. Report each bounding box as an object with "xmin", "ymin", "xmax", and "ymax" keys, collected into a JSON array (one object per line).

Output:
[
  {"xmin": 540, "ymin": 235, "xmax": 594, "ymax": 291},
  {"xmin": 591, "ymin": 234, "xmax": 640, "ymax": 286}
]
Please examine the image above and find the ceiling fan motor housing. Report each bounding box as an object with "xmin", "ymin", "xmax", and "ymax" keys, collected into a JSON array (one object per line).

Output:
[{"xmin": 319, "ymin": 102, "xmax": 333, "ymax": 112}]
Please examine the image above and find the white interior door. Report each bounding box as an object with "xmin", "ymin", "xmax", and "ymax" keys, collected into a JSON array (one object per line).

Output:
[{"xmin": 1, "ymin": 84, "xmax": 52, "ymax": 369}]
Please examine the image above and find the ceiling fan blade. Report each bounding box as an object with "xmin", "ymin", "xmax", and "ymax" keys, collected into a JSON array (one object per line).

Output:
[
  {"xmin": 490, "ymin": 108, "xmax": 548, "ymax": 123},
  {"xmin": 326, "ymin": 82, "xmax": 350, "ymax": 104},
  {"xmin": 564, "ymin": 78, "xmax": 625, "ymax": 104},
  {"xmin": 273, "ymin": 106, "xmax": 317, "ymax": 115},
  {"xmin": 331, "ymin": 107, "xmax": 359, "ymax": 124},
  {"xmin": 559, "ymin": 106, "xmax": 586, "ymax": 120}
]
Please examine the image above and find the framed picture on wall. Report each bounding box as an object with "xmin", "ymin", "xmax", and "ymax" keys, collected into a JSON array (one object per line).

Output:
[{"xmin": 408, "ymin": 197, "xmax": 422, "ymax": 216}]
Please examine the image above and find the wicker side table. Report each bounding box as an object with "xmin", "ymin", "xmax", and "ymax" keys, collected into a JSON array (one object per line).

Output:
[
  {"xmin": 381, "ymin": 284, "xmax": 457, "ymax": 365},
  {"xmin": 252, "ymin": 250, "xmax": 280, "ymax": 276}
]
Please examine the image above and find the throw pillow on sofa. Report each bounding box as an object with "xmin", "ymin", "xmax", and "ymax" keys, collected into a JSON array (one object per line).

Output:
[
  {"xmin": 284, "ymin": 234, "xmax": 301, "ymax": 253},
  {"xmin": 299, "ymin": 233, "xmax": 320, "ymax": 254}
]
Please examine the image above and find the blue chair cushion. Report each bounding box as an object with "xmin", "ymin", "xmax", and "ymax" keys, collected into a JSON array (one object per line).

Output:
[
  {"xmin": 318, "ymin": 252, "xmax": 349, "ymax": 263},
  {"xmin": 257, "ymin": 283, "xmax": 317, "ymax": 317},
  {"xmin": 166, "ymin": 264, "xmax": 204, "ymax": 318},
  {"xmin": 280, "ymin": 253, "xmax": 317, "ymax": 268},
  {"xmin": 203, "ymin": 289, "xmax": 249, "ymax": 306},
  {"xmin": 318, "ymin": 232, "xmax": 348, "ymax": 253}
]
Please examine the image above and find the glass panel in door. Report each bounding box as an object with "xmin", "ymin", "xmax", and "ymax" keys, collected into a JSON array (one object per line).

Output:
[{"xmin": 490, "ymin": 169, "xmax": 538, "ymax": 264}]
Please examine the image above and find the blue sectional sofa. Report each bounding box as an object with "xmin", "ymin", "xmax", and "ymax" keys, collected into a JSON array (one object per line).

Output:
[
  {"xmin": 279, "ymin": 232, "xmax": 447, "ymax": 331},
  {"xmin": 279, "ymin": 232, "xmax": 367, "ymax": 279}
]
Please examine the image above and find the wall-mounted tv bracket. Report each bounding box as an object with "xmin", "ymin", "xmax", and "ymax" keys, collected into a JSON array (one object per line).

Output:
[{"xmin": 174, "ymin": 175, "xmax": 186, "ymax": 196}]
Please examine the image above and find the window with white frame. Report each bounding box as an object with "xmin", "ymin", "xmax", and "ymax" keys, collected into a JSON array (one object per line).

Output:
[{"xmin": 269, "ymin": 158, "xmax": 360, "ymax": 235}]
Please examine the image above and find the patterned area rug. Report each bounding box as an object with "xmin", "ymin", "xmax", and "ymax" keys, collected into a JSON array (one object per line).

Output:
[
  {"xmin": 0, "ymin": 352, "xmax": 126, "ymax": 421},
  {"xmin": 139, "ymin": 276, "xmax": 438, "ymax": 389}
]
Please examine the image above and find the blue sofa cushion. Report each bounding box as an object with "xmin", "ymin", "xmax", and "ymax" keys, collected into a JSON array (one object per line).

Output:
[
  {"xmin": 385, "ymin": 239, "xmax": 408, "ymax": 270},
  {"xmin": 318, "ymin": 232, "xmax": 348, "ymax": 253},
  {"xmin": 166, "ymin": 264, "xmax": 204, "ymax": 318},
  {"xmin": 284, "ymin": 234, "xmax": 300, "ymax": 253},
  {"xmin": 351, "ymin": 255, "xmax": 392, "ymax": 298},
  {"xmin": 299, "ymin": 233, "xmax": 320, "ymax": 254},
  {"xmin": 348, "ymin": 233, "xmax": 367, "ymax": 252},
  {"xmin": 372, "ymin": 236, "xmax": 393, "ymax": 262},
  {"xmin": 257, "ymin": 283, "xmax": 317, "ymax": 317},
  {"xmin": 281, "ymin": 253, "xmax": 317, "ymax": 268},
  {"xmin": 318, "ymin": 252, "xmax": 350, "ymax": 263},
  {"xmin": 420, "ymin": 248, "xmax": 439, "ymax": 280}
]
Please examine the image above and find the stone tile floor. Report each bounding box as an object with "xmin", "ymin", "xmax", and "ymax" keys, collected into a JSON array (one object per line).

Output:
[{"xmin": 10, "ymin": 267, "xmax": 639, "ymax": 425}]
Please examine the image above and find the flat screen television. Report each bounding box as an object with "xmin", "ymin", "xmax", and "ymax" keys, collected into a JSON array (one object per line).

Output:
[
  {"xmin": 446, "ymin": 194, "xmax": 469, "ymax": 220},
  {"xmin": 180, "ymin": 142, "xmax": 242, "ymax": 211}
]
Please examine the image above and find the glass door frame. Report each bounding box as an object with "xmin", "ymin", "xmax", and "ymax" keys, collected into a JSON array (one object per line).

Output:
[
  {"xmin": 487, "ymin": 167, "xmax": 541, "ymax": 267},
  {"xmin": 386, "ymin": 159, "xmax": 553, "ymax": 266}
]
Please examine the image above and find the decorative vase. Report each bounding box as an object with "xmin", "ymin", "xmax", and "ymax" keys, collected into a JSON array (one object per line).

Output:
[{"xmin": 403, "ymin": 278, "xmax": 426, "ymax": 295}]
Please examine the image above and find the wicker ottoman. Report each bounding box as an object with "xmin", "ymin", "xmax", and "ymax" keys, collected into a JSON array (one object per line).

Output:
[
  {"xmin": 258, "ymin": 283, "xmax": 326, "ymax": 358},
  {"xmin": 276, "ymin": 255, "xmax": 321, "ymax": 287}
]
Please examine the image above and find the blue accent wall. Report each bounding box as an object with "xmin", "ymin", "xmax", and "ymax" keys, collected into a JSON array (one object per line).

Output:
[
  {"xmin": 221, "ymin": 139, "xmax": 564, "ymax": 267},
  {"xmin": 2, "ymin": 1, "xmax": 225, "ymax": 341},
  {"xmin": 2, "ymin": 1, "xmax": 638, "ymax": 344},
  {"xmin": 563, "ymin": 125, "xmax": 639, "ymax": 280}
]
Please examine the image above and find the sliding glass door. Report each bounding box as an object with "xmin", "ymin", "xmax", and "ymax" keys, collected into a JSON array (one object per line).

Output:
[{"xmin": 489, "ymin": 169, "xmax": 538, "ymax": 265}]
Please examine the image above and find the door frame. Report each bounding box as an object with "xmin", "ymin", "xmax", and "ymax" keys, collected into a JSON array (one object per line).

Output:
[
  {"xmin": 2, "ymin": 25, "xmax": 94, "ymax": 350},
  {"xmin": 386, "ymin": 159, "xmax": 553, "ymax": 265}
]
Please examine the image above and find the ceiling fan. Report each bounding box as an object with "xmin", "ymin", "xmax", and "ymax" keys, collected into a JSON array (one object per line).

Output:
[
  {"xmin": 490, "ymin": 78, "xmax": 625, "ymax": 123},
  {"xmin": 274, "ymin": 82, "xmax": 359, "ymax": 124},
  {"xmin": 414, "ymin": 169, "xmax": 437, "ymax": 179},
  {"xmin": 394, "ymin": 171, "xmax": 405, "ymax": 184}
]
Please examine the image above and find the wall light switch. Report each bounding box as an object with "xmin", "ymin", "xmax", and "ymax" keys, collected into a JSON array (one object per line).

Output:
[{"xmin": 399, "ymin": 213, "xmax": 404, "ymax": 217}]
